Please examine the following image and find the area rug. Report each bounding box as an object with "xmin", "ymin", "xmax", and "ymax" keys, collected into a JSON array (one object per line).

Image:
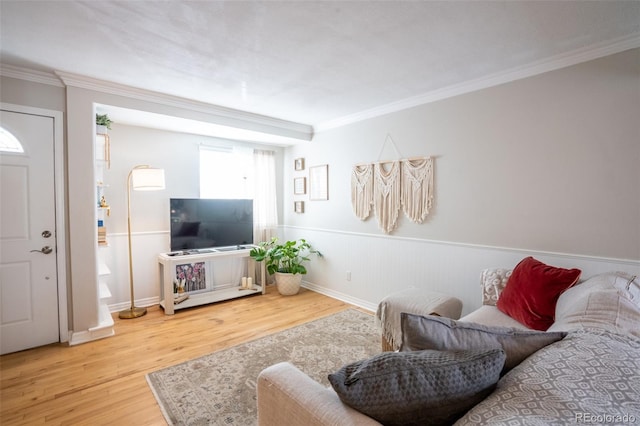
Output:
[{"xmin": 146, "ymin": 309, "xmax": 380, "ymax": 426}]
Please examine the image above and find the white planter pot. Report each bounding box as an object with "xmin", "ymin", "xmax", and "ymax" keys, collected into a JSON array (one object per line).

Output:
[
  {"xmin": 274, "ymin": 272, "xmax": 302, "ymax": 296},
  {"xmin": 96, "ymin": 124, "xmax": 108, "ymax": 135}
]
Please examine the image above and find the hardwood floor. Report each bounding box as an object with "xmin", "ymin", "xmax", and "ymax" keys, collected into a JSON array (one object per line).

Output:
[{"xmin": 1, "ymin": 287, "xmax": 368, "ymax": 425}]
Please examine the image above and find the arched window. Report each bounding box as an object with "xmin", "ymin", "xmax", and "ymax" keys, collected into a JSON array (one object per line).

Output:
[{"xmin": 0, "ymin": 127, "xmax": 24, "ymax": 153}]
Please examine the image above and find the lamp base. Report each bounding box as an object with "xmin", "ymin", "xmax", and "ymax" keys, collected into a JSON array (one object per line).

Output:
[{"xmin": 118, "ymin": 306, "xmax": 147, "ymax": 319}]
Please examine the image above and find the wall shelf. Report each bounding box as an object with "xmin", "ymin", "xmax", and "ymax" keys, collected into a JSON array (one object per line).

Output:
[
  {"xmin": 99, "ymin": 282, "xmax": 112, "ymax": 299},
  {"xmin": 94, "ymin": 129, "xmax": 114, "ymax": 338}
]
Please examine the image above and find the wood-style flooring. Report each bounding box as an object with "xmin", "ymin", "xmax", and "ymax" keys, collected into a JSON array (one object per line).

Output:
[{"xmin": 1, "ymin": 286, "xmax": 368, "ymax": 425}]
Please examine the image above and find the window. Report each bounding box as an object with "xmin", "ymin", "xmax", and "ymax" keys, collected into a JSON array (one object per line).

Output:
[
  {"xmin": 0, "ymin": 127, "xmax": 24, "ymax": 153},
  {"xmin": 199, "ymin": 145, "xmax": 278, "ymax": 243},
  {"xmin": 199, "ymin": 146, "xmax": 254, "ymax": 199}
]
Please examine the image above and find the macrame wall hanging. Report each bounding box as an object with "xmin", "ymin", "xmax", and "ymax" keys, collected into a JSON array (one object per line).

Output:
[
  {"xmin": 351, "ymin": 163, "xmax": 373, "ymax": 220},
  {"xmin": 401, "ymin": 157, "xmax": 434, "ymax": 224},
  {"xmin": 374, "ymin": 161, "xmax": 401, "ymax": 233},
  {"xmin": 351, "ymin": 134, "xmax": 435, "ymax": 233}
]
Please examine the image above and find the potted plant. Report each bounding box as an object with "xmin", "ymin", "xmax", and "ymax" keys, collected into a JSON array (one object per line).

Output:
[
  {"xmin": 250, "ymin": 238, "xmax": 321, "ymax": 295},
  {"xmin": 96, "ymin": 114, "xmax": 113, "ymax": 134}
]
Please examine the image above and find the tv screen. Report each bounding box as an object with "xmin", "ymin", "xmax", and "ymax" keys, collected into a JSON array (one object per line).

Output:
[{"xmin": 170, "ymin": 198, "xmax": 253, "ymax": 251}]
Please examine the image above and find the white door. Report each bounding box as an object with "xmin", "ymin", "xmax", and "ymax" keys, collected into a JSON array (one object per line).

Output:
[{"xmin": 0, "ymin": 108, "xmax": 59, "ymax": 354}]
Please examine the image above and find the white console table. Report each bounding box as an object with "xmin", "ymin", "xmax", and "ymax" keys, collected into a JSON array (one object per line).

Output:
[{"xmin": 158, "ymin": 247, "xmax": 266, "ymax": 315}]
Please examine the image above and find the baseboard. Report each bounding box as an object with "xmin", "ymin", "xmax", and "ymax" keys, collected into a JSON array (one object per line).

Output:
[
  {"xmin": 108, "ymin": 296, "xmax": 160, "ymax": 313},
  {"xmin": 302, "ymin": 281, "xmax": 377, "ymax": 313},
  {"xmin": 68, "ymin": 326, "xmax": 115, "ymax": 346}
]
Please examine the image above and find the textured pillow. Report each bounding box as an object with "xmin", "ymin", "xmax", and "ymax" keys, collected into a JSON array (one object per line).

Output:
[
  {"xmin": 480, "ymin": 268, "xmax": 512, "ymax": 306},
  {"xmin": 328, "ymin": 349, "xmax": 506, "ymax": 426},
  {"xmin": 496, "ymin": 257, "xmax": 581, "ymax": 330},
  {"xmin": 400, "ymin": 313, "xmax": 566, "ymax": 374},
  {"xmin": 549, "ymin": 272, "xmax": 640, "ymax": 338}
]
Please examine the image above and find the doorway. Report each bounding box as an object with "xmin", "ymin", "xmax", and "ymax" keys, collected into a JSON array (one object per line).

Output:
[{"xmin": 0, "ymin": 104, "xmax": 67, "ymax": 354}]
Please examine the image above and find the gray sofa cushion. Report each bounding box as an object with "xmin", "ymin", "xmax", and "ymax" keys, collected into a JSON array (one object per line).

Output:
[
  {"xmin": 400, "ymin": 313, "xmax": 566, "ymax": 373},
  {"xmin": 328, "ymin": 348, "xmax": 506, "ymax": 426},
  {"xmin": 549, "ymin": 272, "xmax": 640, "ymax": 338}
]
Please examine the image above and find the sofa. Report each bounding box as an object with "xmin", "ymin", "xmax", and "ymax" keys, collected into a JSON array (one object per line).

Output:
[{"xmin": 257, "ymin": 259, "xmax": 640, "ymax": 425}]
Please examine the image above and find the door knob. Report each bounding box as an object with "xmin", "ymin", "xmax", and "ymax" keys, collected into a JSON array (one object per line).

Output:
[
  {"xmin": 42, "ymin": 230, "xmax": 52, "ymax": 238},
  {"xmin": 30, "ymin": 246, "xmax": 53, "ymax": 254}
]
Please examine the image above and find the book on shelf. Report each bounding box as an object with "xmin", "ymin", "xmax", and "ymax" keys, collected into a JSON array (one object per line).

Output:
[
  {"xmin": 98, "ymin": 226, "xmax": 107, "ymax": 245},
  {"xmin": 174, "ymin": 293, "xmax": 189, "ymax": 304}
]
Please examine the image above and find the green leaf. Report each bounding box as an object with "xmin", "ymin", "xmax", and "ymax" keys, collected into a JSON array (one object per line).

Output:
[{"xmin": 248, "ymin": 238, "xmax": 320, "ymax": 275}]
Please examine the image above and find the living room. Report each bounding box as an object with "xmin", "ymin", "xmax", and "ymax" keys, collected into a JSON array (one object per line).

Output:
[
  {"xmin": 1, "ymin": 1, "xmax": 639, "ymax": 424},
  {"xmin": 89, "ymin": 45, "xmax": 640, "ymax": 318}
]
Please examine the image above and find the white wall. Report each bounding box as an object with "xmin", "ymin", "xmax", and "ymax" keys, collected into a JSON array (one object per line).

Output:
[
  {"xmin": 284, "ymin": 48, "xmax": 640, "ymax": 314},
  {"xmin": 100, "ymin": 124, "xmax": 284, "ymax": 309},
  {"xmin": 63, "ymin": 84, "xmax": 294, "ymax": 335}
]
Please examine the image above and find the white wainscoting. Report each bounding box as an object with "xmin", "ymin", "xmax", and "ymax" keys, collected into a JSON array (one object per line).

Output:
[
  {"xmin": 104, "ymin": 231, "xmax": 170, "ymax": 312},
  {"xmin": 105, "ymin": 231, "xmax": 250, "ymax": 312},
  {"xmin": 106, "ymin": 227, "xmax": 640, "ymax": 316},
  {"xmin": 284, "ymin": 226, "xmax": 640, "ymax": 316}
]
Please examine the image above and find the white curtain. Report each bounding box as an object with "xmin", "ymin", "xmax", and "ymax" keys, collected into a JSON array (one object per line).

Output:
[{"xmin": 253, "ymin": 149, "xmax": 278, "ymax": 244}]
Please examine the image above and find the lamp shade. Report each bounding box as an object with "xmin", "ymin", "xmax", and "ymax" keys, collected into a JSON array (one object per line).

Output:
[{"xmin": 131, "ymin": 167, "xmax": 165, "ymax": 191}]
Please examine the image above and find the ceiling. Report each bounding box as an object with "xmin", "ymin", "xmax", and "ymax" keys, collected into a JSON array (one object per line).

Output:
[{"xmin": 1, "ymin": 1, "xmax": 639, "ymax": 135}]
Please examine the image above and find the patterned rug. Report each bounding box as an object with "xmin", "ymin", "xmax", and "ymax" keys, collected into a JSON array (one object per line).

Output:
[{"xmin": 146, "ymin": 309, "xmax": 380, "ymax": 425}]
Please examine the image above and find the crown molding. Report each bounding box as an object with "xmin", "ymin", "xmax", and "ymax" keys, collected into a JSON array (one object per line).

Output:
[
  {"xmin": 0, "ymin": 64, "xmax": 65, "ymax": 87},
  {"xmin": 55, "ymin": 71, "xmax": 313, "ymax": 141},
  {"xmin": 315, "ymin": 33, "xmax": 640, "ymax": 132}
]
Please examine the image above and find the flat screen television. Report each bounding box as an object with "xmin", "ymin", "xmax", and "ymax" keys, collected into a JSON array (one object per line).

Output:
[{"xmin": 170, "ymin": 198, "xmax": 253, "ymax": 251}]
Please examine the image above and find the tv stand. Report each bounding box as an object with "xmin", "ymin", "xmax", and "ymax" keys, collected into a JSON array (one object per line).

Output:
[
  {"xmin": 157, "ymin": 247, "xmax": 266, "ymax": 315},
  {"xmin": 165, "ymin": 245, "xmax": 252, "ymax": 257}
]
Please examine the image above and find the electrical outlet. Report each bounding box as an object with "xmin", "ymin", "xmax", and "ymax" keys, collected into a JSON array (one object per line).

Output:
[{"xmin": 346, "ymin": 271, "xmax": 351, "ymax": 281}]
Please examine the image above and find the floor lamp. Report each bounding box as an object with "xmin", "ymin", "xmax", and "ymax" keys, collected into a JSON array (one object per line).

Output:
[{"xmin": 119, "ymin": 165, "xmax": 165, "ymax": 319}]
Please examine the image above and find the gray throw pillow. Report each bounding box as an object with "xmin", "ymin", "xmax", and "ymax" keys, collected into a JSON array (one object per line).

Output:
[
  {"xmin": 400, "ymin": 313, "xmax": 567, "ymax": 374},
  {"xmin": 328, "ymin": 348, "xmax": 506, "ymax": 426}
]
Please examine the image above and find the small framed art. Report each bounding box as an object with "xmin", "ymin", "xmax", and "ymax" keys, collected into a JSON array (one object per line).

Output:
[
  {"xmin": 309, "ymin": 164, "xmax": 329, "ymax": 200},
  {"xmin": 294, "ymin": 201, "xmax": 305, "ymax": 213},
  {"xmin": 294, "ymin": 158, "xmax": 305, "ymax": 171},
  {"xmin": 174, "ymin": 262, "xmax": 207, "ymax": 293},
  {"xmin": 294, "ymin": 177, "xmax": 306, "ymax": 195}
]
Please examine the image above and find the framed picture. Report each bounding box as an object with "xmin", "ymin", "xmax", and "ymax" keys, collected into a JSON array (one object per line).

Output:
[
  {"xmin": 309, "ymin": 164, "xmax": 329, "ymax": 200},
  {"xmin": 294, "ymin": 158, "xmax": 305, "ymax": 171},
  {"xmin": 174, "ymin": 261, "xmax": 208, "ymax": 293},
  {"xmin": 294, "ymin": 177, "xmax": 306, "ymax": 195},
  {"xmin": 294, "ymin": 201, "xmax": 305, "ymax": 213}
]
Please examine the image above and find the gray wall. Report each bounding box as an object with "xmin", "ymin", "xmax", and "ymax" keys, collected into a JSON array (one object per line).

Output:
[
  {"xmin": 282, "ymin": 48, "xmax": 639, "ymax": 313},
  {"xmin": 286, "ymin": 48, "xmax": 640, "ymax": 260},
  {"xmin": 0, "ymin": 76, "xmax": 66, "ymax": 112}
]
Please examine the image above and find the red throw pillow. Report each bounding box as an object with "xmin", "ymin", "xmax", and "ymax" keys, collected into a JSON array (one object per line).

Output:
[{"xmin": 497, "ymin": 257, "xmax": 581, "ymax": 331}]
